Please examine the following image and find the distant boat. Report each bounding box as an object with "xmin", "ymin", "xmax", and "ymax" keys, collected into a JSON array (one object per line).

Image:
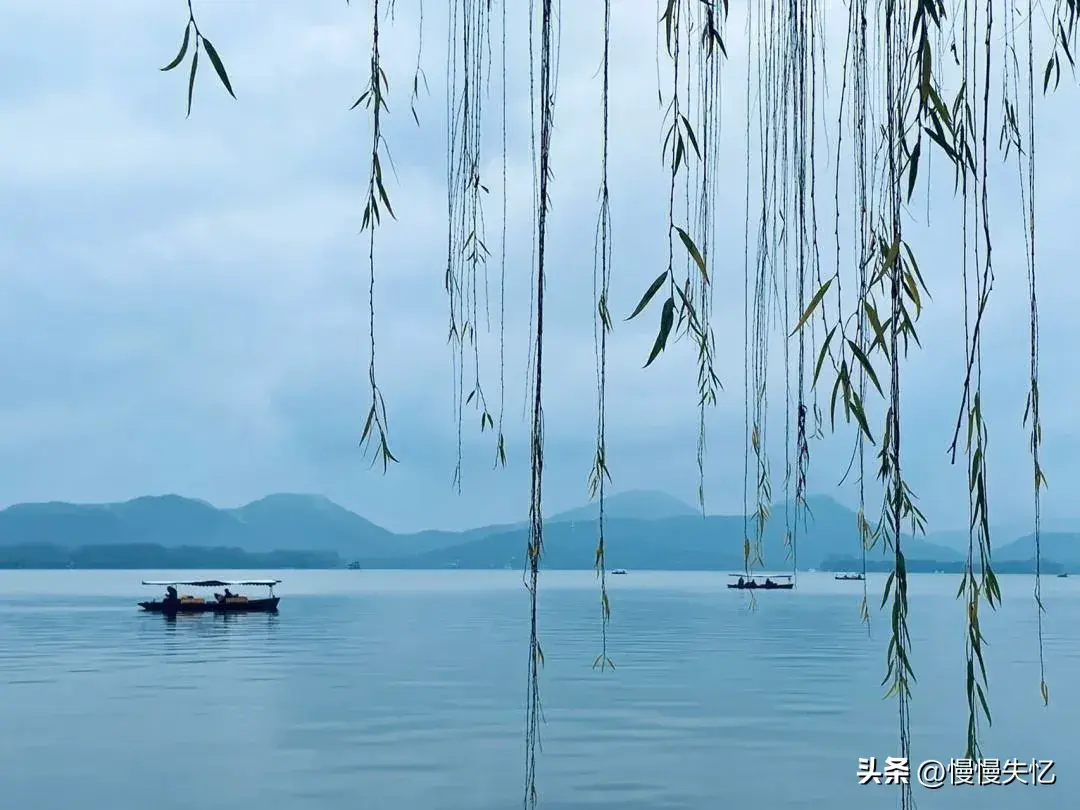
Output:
[
  {"xmin": 611, "ymin": 569, "xmax": 628, "ymax": 575},
  {"xmin": 346, "ymin": 561, "xmax": 362, "ymax": 570},
  {"xmin": 138, "ymin": 579, "xmax": 281, "ymax": 615},
  {"xmin": 727, "ymin": 574, "xmax": 794, "ymax": 591},
  {"xmin": 1058, "ymin": 573, "xmax": 1069, "ymax": 578},
  {"xmin": 835, "ymin": 572, "xmax": 865, "ymax": 581}
]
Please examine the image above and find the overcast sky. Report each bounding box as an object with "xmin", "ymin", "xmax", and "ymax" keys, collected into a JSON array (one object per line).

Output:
[{"xmin": 0, "ymin": 0, "xmax": 1077, "ymax": 534}]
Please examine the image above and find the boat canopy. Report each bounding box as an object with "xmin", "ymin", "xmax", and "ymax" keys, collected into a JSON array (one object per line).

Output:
[
  {"xmin": 728, "ymin": 573, "xmax": 793, "ymax": 578},
  {"xmin": 142, "ymin": 579, "xmax": 281, "ymax": 588}
]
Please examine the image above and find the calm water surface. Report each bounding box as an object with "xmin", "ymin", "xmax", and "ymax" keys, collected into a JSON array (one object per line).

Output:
[{"xmin": 1, "ymin": 570, "xmax": 1076, "ymax": 809}]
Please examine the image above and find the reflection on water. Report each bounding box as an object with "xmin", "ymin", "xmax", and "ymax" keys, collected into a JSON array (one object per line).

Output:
[{"xmin": 0, "ymin": 571, "xmax": 1076, "ymax": 810}]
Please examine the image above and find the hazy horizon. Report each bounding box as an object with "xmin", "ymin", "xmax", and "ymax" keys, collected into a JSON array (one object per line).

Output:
[{"xmin": 1, "ymin": 487, "xmax": 1073, "ymax": 539}]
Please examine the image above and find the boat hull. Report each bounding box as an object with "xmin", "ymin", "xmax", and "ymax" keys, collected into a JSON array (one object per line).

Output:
[
  {"xmin": 138, "ymin": 597, "xmax": 280, "ymax": 614},
  {"xmin": 727, "ymin": 583, "xmax": 794, "ymax": 590}
]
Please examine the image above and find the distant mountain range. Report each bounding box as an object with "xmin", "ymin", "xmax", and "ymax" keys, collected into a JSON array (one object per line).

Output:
[{"xmin": 0, "ymin": 490, "xmax": 1074, "ymax": 572}]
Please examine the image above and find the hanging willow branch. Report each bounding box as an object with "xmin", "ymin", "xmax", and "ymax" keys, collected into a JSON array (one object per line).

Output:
[
  {"xmin": 152, "ymin": 0, "xmax": 1080, "ymax": 805},
  {"xmin": 589, "ymin": 0, "xmax": 614, "ymax": 674},
  {"xmin": 1025, "ymin": 0, "xmax": 1051, "ymax": 708},
  {"xmin": 494, "ymin": 0, "xmax": 508, "ymax": 470},
  {"xmin": 523, "ymin": 0, "xmax": 556, "ymax": 805},
  {"xmin": 354, "ymin": 0, "xmax": 398, "ymax": 471},
  {"xmin": 160, "ymin": 0, "xmax": 237, "ymax": 118},
  {"xmin": 628, "ymin": 0, "xmax": 723, "ymax": 515},
  {"xmin": 447, "ymin": 0, "xmax": 497, "ymax": 493}
]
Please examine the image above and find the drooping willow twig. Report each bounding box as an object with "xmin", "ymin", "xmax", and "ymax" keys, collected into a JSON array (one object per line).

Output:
[
  {"xmin": 495, "ymin": 0, "xmax": 508, "ymax": 470},
  {"xmin": 447, "ymin": 0, "xmax": 497, "ymax": 492},
  {"xmin": 1026, "ymin": 0, "xmax": 1050, "ymax": 708},
  {"xmin": 947, "ymin": 0, "xmax": 1000, "ymax": 761},
  {"xmin": 150, "ymin": 0, "xmax": 1080, "ymax": 805},
  {"xmin": 835, "ymin": 0, "xmax": 875, "ymax": 626},
  {"xmin": 1004, "ymin": 0, "xmax": 1051, "ymax": 707},
  {"xmin": 523, "ymin": 0, "xmax": 557, "ymax": 805},
  {"xmin": 355, "ymin": 0, "xmax": 398, "ymax": 472},
  {"xmin": 629, "ymin": 0, "xmax": 722, "ymax": 516},
  {"xmin": 160, "ymin": 0, "xmax": 237, "ymax": 119},
  {"xmin": 589, "ymin": 0, "xmax": 614, "ymax": 674},
  {"xmin": 693, "ymin": 2, "xmax": 725, "ymax": 517}
]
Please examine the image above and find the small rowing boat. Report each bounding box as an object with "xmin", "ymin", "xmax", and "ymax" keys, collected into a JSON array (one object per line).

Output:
[
  {"xmin": 138, "ymin": 579, "xmax": 281, "ymax": 615},
  {"xmin": 727, "ymin": 574, "xmax": 794, "ymax": 590}
]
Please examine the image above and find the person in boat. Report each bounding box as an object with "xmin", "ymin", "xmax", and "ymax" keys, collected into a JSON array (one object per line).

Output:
[
  {"xmin": 164, "ymin": 585, "xmax": 178, "ymax": 603},
  {"xmin": 737, "ymin": 576, "xmax": 745, "ymax": 587},
  {"xmin": 764, "ymin": 578, "xmax": 774, "ymax": 587}
]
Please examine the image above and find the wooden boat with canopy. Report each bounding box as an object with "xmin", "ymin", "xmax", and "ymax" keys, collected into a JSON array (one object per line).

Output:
[
  {"xmin": 727, "ymin": 573, "xmax": 794, "ymax": 590},
  {"xmin": 138, "ymin": 579, "xmax": 281, "ymax": 614}
]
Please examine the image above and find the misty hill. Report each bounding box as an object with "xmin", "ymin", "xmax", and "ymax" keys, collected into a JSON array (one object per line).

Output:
[
  {"xmin": 0, "ymin": 495, "xmax": 237, "ymax": 550},
  {"xmin": 0, "ymin": 493, "xmax": 463, "ymax": 559},
  {"xmin": 0, "ymin": 541, "xmax": 339, "ymax": 570},
  {"xmin": 995, "ymin": 532, "xmax": 1080, "ymax": 565},
  {"xmin": 923, "ymin": 517, "xmax": 1080, "ymax": 553},
  {"xmin": 375, "ymin": 495, "xmax": 965, "ymax": 571},
  {"xmin": 913, "ymin": 530, "xmax": 1080, "ymax": 567},
  {"xmin": 226, "ymin": 494, "xmax": 398, "ymax": 556},
  {"xmin": 547, "ymin": 490, "xmax": 698, "ymax": 524},
  {"xmin": 0, "ymin": 491, "xmax": 1070, "ymax": 572}
]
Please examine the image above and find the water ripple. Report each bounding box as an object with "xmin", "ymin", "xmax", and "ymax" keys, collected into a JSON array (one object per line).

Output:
[{"xmin": 0, "ymin": 571, "xmax": 1076, "ymax": 810}]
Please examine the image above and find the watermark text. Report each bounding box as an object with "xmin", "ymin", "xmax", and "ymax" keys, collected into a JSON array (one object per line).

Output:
[{"xmin": 856, "ymin": 756, "xmax": 1056, "ymax": 789}]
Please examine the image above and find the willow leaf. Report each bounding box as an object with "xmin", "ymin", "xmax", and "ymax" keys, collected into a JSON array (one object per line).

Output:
[
  {"xmin": 645, "ymin": 296, "xmax": 676, "ymax": 367},
  {"xmin": 790, "ymin": 277, "xmax": 833, "ymax": 336},
  {"xmin": 675, "ymin": 227, "xmax": 708, "ymax": 282},
  {"xmin": 627, "ymin": 272, "xmax": 668, "ymax": 321},
  {"xmin": 201, "ymin": 38, "xmax": 236, "ymax": 99},
  {"xmin": 161, "ymin": 25, "xmax": 191, "ymax": 72}
]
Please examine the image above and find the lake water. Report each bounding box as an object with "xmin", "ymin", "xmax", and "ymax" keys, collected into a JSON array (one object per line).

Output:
[{"xmin": 0, "ymin": 570, "xmax": 1076, "ymax": 809}]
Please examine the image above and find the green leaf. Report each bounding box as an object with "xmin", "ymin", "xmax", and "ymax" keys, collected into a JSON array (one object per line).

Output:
[
  {"xmin": 847, "ymin": 392, "xmax": 875, "ymax": 443},
  {"xmin": 186, "ymin": 46, "xmax": 199, "ymax": 118},
  {"xmin": 675, "ymin": 227, "xmax": 708, "ymax": 282},
  {"xmin": 812, "ymin": 326, "xmax": 836, "ymax": 386},
  {"xmin": 790, "ymin": 277, "xmax": 833, "ymax": 336},
  {"xmin": 626, "ymin": 271, "xmax": 668, "ymax": 321},
  {"xmin": 863, "ymin": 300, "xmax": 888, "ymax": 354},
  {"xmin": 644, "ymin": 296, "xmax": 676, "ymax": 367},
  {"xmin": 975, "ymin": 681, "xmax": 992, "ymax": 724},
  {"xmin": 907, "ymin": 137, "xmax": 921, "ymax": 201},
  {"xmin": 161, "ymin": 24, "xmax": 191, "ymax": 72},
  {"xmin": 847, "ymin": 339, "xmax": 884, "ymax": 396},
  {"xmin": 919, "ymin": 40, "xmax": 932, "ymax": 102},
  {"xmin": 1060, "ymin": 23, "xmax": 1075, "ymax": 67},
  {"xmin": 884, "ymin": 235, "xmax": 901, "ymax": 273},
  {"xmin": 359, "ymin": 403, "xmax": 376, "ymax": 444},
  {"xmin": 923, "ymin": 123, "xmax": 957, "ymax": 164},
  {"xmin": 679, "ymin": 115, "xmax": 701, "ymax": 159},
  {"xmin": 200, "ymin": 37, "xmax": 236, "ymax": 99}
]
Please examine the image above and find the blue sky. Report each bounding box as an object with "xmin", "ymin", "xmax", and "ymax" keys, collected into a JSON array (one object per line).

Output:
[{"xmin": 1, "ymin": 0, "xmax": 1077, "ymax": 534}]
